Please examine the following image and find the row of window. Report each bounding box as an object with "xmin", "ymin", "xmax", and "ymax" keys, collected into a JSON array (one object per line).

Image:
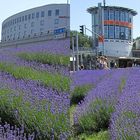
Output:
[
  {"xmin": 2, "ymin": 9, "xmax": 60, "ymax": 29},
  {"xmin": 2, "ymin": 30, "xmax": 52, "ymax": 41},
  {"xmin": 2, "ymin": 28, "xmax": 66, "ymax": 42},
  {"xmin": 104, "ymin": 25, "xmax": 132, "ymax": 40},
  {"xmin": 2, "ymin": 19, "xmax": 59, "ymax": 36},
  {"xmin": 104, "ymin": 9, "xmax": 132, "ymax": 23}
]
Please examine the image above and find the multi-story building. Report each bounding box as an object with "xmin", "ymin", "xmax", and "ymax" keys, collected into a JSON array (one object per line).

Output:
[
  {"xmin": 87, "ymin": 3, "xmax": 137, "ymax": 57},
  {"xmin": 1, "ymin": 4, "xmax": 70, "ymax": 43},
  {"xmin": 132, "ymin": 38, "xmax": 140, "ymax": 57}
]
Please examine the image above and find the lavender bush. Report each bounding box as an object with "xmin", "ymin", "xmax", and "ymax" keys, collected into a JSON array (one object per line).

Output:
[
  {"xmin": 0, "ymin": 38, "xmax": 71, "ymax": 139},
  {"xmin": 70, "ymin": 70, "xmax": 111, "ymax": 106},
  {"xmin": 0, "ymin": 62, "xmax": 70, "ymax": 92},
  {"xmin": 109, "ymin": 68, "xmax": 140, "ymax": 140},
  {"xmin": 73, "ymin": 69, "xmax": 129, "ymax": 134},
  {"xmin": 0, "ymin": 38, "xmax": 70, "ymax": 76},
  {"xmin": 0, "ymin": 75, "xmax": 70, "ymax": 139},
  {"xmin": 0, "ymin": 121, "xmax": 34, "ymax": 140}
]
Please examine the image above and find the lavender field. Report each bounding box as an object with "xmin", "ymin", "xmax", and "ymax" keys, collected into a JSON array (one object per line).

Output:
[
  {"xmin": 0, "ymin": 38, "xmax": 140, "ymax": 140},
  {"xmin": 70, "ymin": 68, "xmax": 140, "ymax": 140},
  {"xmin": 0, "ymin": 38, "xmax": 71, "ymax": 140}
]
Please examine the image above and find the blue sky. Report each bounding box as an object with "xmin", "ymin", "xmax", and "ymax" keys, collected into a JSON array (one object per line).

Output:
[
  {"xmin": 71, "ymin": 0, "xmax": 140, "ymax": 39},
  {"xmin": 0, "ymin": 0, "xmax": 69, "ymax": 40}
]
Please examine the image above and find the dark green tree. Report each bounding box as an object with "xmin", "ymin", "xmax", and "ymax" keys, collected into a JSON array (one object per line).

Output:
[{"xmin": 70, "ymin": 31, "xmax": 92, "ymax": 49}]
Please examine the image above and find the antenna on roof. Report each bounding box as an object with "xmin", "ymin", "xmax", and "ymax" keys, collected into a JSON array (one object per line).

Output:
[{"xmin": 103, "ymin": 0, "xmax": 106, "ymax": 6}]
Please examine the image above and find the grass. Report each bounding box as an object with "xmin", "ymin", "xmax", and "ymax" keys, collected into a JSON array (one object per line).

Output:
[
  {"xmin": 17, "ymin": 52, "xmax": 70, "ymax": 66},
  {"xmin": 0, "ymin": 62, "xmax": 70, "ymax": 92},
  {"xmin": 71, "ymin": 131, "xmax": 109, "ymax": 140},
  {"xmin": 78, "ymin": 131, "xmax": 109, "ymax": 140}
]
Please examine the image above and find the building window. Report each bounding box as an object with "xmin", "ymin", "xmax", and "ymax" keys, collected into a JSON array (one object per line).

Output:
[
  {"xmin": 120, "ymin": 26, "xmax": 125, "ymax": 40},
  {"xmin": 31, "ymin": 22, "xmax": 34, "ymax": 27},
  {"xmin": 41, "ymin": 11, "xmax": 45, "ymax": 17},
  {"xmin": 19, "ymin": 25, "xmax": 21, "ymax": 30},
  {"xmin": 19, "ymin": 17, "xmax": 21, "ymax": 22},
  {"xmin": 17, "ymin": 18, "xmax": 20, "ymax": 23},
  {"xmin": 109, "ymin": 25, "xmax": 114, "ymax": 39},
  {"xmin": 48, "ymin": 10, "xmax": 52, "ymax": 16},
  {"xmin": 55, "ymin": 9, "xmax": 59, "ymax": 16},
  {"xmin": 14, "ymin": 26, "xmax": 16, "ymax": 31},
  {"xmin": 12, "ymin": 19, "xmax": 14, "ymax": 25},
  {"xmin": 104, "ymin": 10, "xmax": 108, "ymax": 20},
  {"xmin": 115, "ymin": 10, "xmax": 119, "ymax": 21},
  {"xmin": 25, "ymin": 15, "xmax": 27, "ymax": 21},
  {"xmin": 40, "ymin": 28, "xmax": 44, "ymax": 33},
  {"xmin": 54, "ymin": 19, "xmax": 59, "ymax": 24},
  {"xmin": 32, "ymin": 13, "xmax": 35, "ymax": 19},
  {"xmin": 28, "ymin": 14, "xmax": 31, "ymax": 20},
  {"xmin": 125, "ymin": 12, "xmax": 129, "ymax": 22},
  {"xmin": 109, "ymin": 10, "xmax": 114, "ymax": 20},
  {"xmin": 120, "ymin": 11, "xmax": 125, "ymax": 21},
  {"xmin": 14, "ymin": 19, "xmax": 17, "ymax": 26},
  {"xmin": 40, "ymin": 20, "xmax": 44, "ymax": 26},
  {"xmin": 24, "ymin": 31, "xmax": 26, "ymax": 36},
  {"xmin": 115, "ymin": 26, "xmax": 120, "ymax": 39},
  {"xmin": 18, "ymin": 32, "xmax": 20, "ymax": 38},
  {"xmin": 129, "ymin": 14, "xmax": 132, "ymax": 23},
  {"xmin": 24, "ymin": 24, "xmax": 27, "ymax": 28},
  {"xmin": 125, "ymin": 27, "xmax": 129, "ymax": 40},
  {"xmin": 31, "ymin": 29, "xmax": 34, "ymax": 34},
  {"xmin": 36, "ymin": 12, "xmax": 39, "ymax": 18},
  {"xmin": 104, "ymin": 25, "xmax": 108, "ymax": 39},
  {"xmin": 22, "ymin": 16, "xmax": 24, "ymax": 22},
  {"xmin": 129, "ymin": 29, "xmax": 132, "ymax": 40}
]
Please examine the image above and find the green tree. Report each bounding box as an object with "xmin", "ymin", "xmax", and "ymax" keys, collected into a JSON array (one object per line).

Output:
[{"xmin": 70, "ymin": 31, "xmax": 92, "ymax": 49}]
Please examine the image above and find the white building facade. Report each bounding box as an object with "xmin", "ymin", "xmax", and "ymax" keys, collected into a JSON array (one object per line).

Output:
[
  {"xmin": 1, "ymin": 4, "xmax": 70, "ymax": 43},
  {"xmin": 87, "ymin": 4, "xmax": 137, "ymax": 57}
]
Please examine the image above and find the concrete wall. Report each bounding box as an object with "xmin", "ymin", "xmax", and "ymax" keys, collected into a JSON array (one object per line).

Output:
[{"xmin": 104, "ymin": 39, "xmax": 133, "ymax": 57}]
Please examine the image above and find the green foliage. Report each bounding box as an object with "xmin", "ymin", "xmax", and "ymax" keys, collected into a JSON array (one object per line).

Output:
[
  {"xmin": 0, "ymin": 89, "xmax": 21, "ymax": 126},
  {"xmin": 70, "ymin": 105, "xmax": 76, "ymax": 126},
  {"xmin": 70, "ymin": 31, "xmax": 92, "ymax": 49},
  {"xmin": 0, "ymin": 62, "xmax": 70, "ymax": 92},
  {"xmin": 71, "ymin": 131, "xmax": 110, "ymax": 140},
  {"xmin": 78, "ymin": 99, "xmax": 114, "ymax": 133},
  {"xmin": 70, "ymin": 85, "xmax": 92, "ymax": 105},
  {"xmin": 0, "ymin": 88, "xmax": 70, "ymax": 139},
  {"xmin": 119, "ymin": 78, "xmax": 126, "ymax": 92},
  {"xmin": 17, "ymin": 52, "xmax": 69, "ymax": 66},
  {"xmin": 123, "ymin": 111, "xmax": 137, "ymax": 119}
]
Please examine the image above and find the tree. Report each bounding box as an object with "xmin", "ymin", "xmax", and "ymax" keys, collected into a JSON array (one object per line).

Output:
[{"xmin": 70, "ymin": 31, "xmax": 92, "ymax": 49}]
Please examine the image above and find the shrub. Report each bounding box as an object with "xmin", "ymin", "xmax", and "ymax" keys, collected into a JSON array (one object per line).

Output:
[
  {"xmin": 78, "ymin": 98, "xmax": 114, "ymax": 133},
  {"xmin": 70, "ymin": 85, "xmax": 92, "ymax": 105}
]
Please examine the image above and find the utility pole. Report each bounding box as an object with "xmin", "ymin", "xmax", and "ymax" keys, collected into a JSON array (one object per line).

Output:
[
  {"xmin": 72, "ymin": 37, "xmax": 75, "ymax": 72},
  {"xmin": 76, "ymin": 32, "xmax": 79, "ymax": 71}
]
